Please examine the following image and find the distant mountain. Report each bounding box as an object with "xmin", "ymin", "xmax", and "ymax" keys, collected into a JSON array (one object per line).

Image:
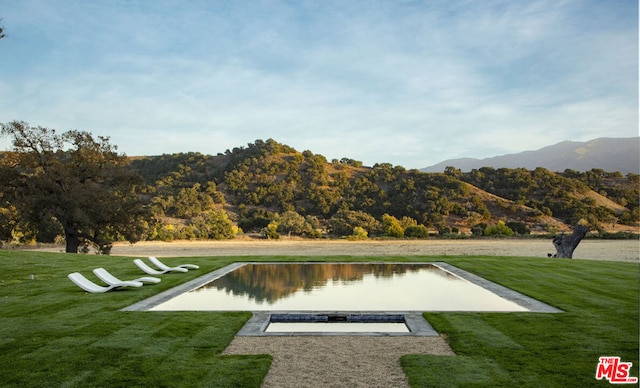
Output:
[{"xmin": 421, "ymin": 137, "xmax": 640, "ymax": 174}]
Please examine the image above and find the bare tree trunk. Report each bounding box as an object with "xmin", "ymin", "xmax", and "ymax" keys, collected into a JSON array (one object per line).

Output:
[
  {"xmin": 65, "ymin": 227, "xmax": 81, "ymax": 253},
  {"xmin": 550, "ymin": 225, "xmax": 589, "ymax": 258}
]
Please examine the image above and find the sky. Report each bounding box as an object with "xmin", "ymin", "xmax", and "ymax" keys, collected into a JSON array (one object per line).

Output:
[{"xmin": 0, "ymin": 0, "xmax": 637, "ymax": 169}]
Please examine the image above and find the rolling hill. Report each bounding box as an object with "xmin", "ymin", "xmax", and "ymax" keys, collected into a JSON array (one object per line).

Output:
[{"xmin": 126, "ymin": 139, "xmax": 639, "ymax": 236}]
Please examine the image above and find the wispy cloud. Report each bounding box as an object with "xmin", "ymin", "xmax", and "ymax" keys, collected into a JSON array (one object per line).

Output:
[{"xmin": 0, "ymin": 0, "xmax": 636, "ymax": 168}]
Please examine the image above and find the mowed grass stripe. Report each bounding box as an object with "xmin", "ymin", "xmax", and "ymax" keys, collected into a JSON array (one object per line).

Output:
[
  {"xmin": 0, "ymin": 250, "xmax": 637, "ymax": 387},
  {"xmin": 403, "ymin": 256, "xmax": 638, "ymax": 387},
  {"xmin": 0, "ymin": 251, "xmax": 271, "ymax": 387}
]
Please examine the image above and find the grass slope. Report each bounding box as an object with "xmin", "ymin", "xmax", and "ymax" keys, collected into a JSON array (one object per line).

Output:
[{"xmin": 0, "ymin": 251, "xmax": 637, "ymax": 387}]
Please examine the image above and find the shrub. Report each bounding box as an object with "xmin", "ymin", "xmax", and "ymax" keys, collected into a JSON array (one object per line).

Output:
[
  {"xmin": 471, "ymin": 223, "xmax": 487, "ymax": 236},
  {"xmin": 262, "ymin": 221, "xmax": 279, "ymax": 239},
  {"xmin": 484, "ymin": 220, "xmax": 514, "ymax": 237},
  {"xmin": 350, "ymin": 226, "xmax": 368, "ymax": 240},
  {"xmin": 382, "ymin": 214, "xmax": 404, "ymax": 238},
  {"xmin": 404, "ymin": 225, "xmax": 429, "ymax": 238},
  {"xmin": 328, "ymin": 210, "xmax": 381, "ymax": 236},
  {"xmin": 506, "ymin": 221, "xmax": 530, "ymax": 235},
  {"xmin": 438, "ymin": 227, "xmax": 451, "ymax": 236},
  {"xmin": 188, "ymin": 210, "xmax": 238, "ymax": 239}
]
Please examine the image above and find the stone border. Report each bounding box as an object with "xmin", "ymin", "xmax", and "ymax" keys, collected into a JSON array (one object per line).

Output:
[
  {"xmin": 236, "ymin": 311, "xmax": 439, "ymax": 337},
  {"xmin": 120, "ymin": 262, "xmax": 246, "ymax": 311},
  {"xmin": 434, "ymin": 262, "xmax": 563, "ymax": 313}
]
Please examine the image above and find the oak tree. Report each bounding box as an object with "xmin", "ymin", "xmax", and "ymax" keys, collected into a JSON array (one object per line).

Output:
[{"xmin": 0, "ymin": 121, "xmax": 150, "ymax": 253}]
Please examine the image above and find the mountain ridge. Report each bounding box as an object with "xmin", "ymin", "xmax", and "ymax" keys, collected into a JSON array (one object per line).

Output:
[{"xmin": 421, "ymin": 137, "xmax": 640, "ymax": 174}]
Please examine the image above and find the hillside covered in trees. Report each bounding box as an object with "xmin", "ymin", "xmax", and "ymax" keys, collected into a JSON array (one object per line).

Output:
[{"xmin": 125, "ymin": 139, "xmax": 639, "ymax": 241}]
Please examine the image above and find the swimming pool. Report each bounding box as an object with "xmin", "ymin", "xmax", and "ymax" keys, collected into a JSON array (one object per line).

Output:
[
  {"xmin": 148, "ymin": 262, "xmax": 529, "ymax": 312},
  {"xmin": 124, "ymin": 262, "xmax": 561, "ymax": 335}
]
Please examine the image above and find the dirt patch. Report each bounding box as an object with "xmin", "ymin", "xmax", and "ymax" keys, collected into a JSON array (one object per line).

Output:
[{"xmin": 222, "ymin": 336, "xmax": 454, "ymax": 388}]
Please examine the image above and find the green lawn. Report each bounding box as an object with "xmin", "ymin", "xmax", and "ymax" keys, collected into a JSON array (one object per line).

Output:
[
  {"xmin": 0, "ymin": 251, "xmax": 637, "ymax": 387},
  {"xmin": 403, "ymin": 257, "xmax": 639, "ymax": 387}
]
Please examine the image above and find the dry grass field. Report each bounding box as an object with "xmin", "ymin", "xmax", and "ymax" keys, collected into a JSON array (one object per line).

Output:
[{"xmin": 29, "ymin": 237, "xmax": 639, "ymax": 262}]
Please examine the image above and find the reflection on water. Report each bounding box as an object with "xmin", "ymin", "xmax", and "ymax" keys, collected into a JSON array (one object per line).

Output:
[
  {"xmin": 207, "ymin": 263, "xmax": 447, "ymax": 303},
  {"xmin": 151, "ymin": 263, "xmax": 528, "ymax": 312}
]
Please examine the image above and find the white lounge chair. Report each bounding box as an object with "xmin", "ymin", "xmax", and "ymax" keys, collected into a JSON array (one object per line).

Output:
[
  {"xmin": 68, "ymin": 272, "xmax": 143, "ymax": 293},
  {"xmin": 134, "ymin": 258, "xmax": 188, "ymax": 275},
  {"xmin": 149, "ymin": 256, "xmax": 199, "ymax": 270},
  {"xmin": 93, "ymin": 268, "xmax": 161, "ymax": 285}
]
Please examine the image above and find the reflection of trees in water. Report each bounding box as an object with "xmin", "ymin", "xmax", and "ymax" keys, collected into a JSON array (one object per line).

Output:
[{"xmin": 200, "ymin": 263, "xmax": 437, "ymax": 303}]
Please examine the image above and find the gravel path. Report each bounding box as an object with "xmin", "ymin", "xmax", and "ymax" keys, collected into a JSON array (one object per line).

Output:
[{"xmin": 222, "ymin": 336, "xmax": 455, "ymax": 388}]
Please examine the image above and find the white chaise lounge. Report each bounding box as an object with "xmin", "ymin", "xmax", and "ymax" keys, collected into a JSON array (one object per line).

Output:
[
  {"xmin": 68, "ymin": 272, "xmax": 143, "ymax": 293},
  {"xmin": 149, "ymin": 256, "xmax": 199, "ymax": 270},
  {"xmin": 134, "ymin": 258, "xmax": 188, "ymax": 275},
  {"xmin": 93, "ymin": 267, "xmax": 161, "ymax": 285}
]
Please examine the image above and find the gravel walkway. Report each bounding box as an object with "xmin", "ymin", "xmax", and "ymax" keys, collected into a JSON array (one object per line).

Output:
[{"xmin": 222, "ymin": 336, "xmax": 455, "ymax": 387}]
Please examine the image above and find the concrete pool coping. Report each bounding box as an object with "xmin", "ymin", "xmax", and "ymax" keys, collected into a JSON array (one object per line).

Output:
[
  {"xmin": 236, "ymin": 311, "xmax": 440, "ymax": 336},
  {"xmin": 435, "ymin": 262, "xmax": 562, "ymax": 313},
  {"xmin": 121, "ymin": 261, "xmax": 562, "ymax": 336}
]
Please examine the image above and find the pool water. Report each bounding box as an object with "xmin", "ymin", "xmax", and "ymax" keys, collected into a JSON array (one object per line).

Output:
[
  {"xmin": 149, "ymin": 262, "xmax": 529, "ymax": 312},
  {"xmin": 266, "ymin": 322, "xmax": 410, "ymax": 333}
]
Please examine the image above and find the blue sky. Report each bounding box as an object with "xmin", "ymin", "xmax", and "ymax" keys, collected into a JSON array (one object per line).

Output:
[{"xmin": 0, "ymin": 0, "xmax": 637, "ymax": 169}]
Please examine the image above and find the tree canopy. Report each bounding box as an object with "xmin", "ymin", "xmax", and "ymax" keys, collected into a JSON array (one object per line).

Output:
[
  {"xmin": 128, "ymin": 139, "xmax": 637, "ymax": 239},
  {"xmin": 0, "ymin": 121, "xmax": 150, "ymax": 253},
  {"xmin": 1, "ymin": 134, "xmax": 637, "ymax": 249}
]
